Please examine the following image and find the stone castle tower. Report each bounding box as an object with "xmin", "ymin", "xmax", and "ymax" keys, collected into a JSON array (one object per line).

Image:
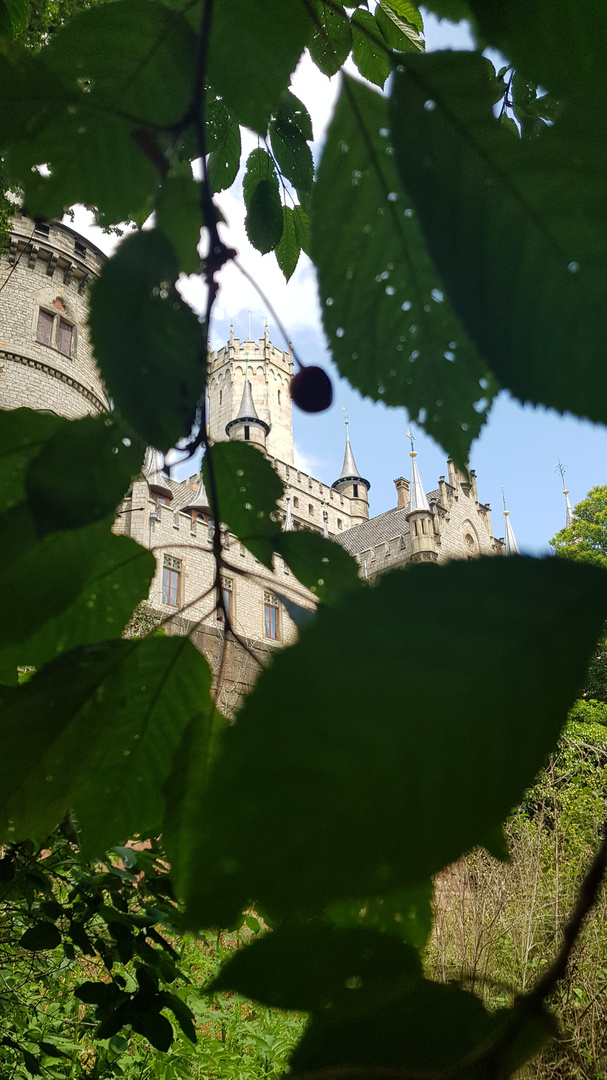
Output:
[{"xmin": 0, "ymin": 211, "xmax": 108, "ymax": 417}]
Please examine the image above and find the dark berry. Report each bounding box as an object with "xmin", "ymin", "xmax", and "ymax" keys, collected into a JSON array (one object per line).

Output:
[{"xmin": 289, "ymin": 366, "xmax": 333, "ymax": 413}]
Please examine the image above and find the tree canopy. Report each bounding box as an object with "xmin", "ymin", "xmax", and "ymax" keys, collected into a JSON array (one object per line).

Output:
[
  {"xmin": 551, "ymin": 485, "xmax": 607, "ymax": 571},
  {"xmin": 2, "ymin": 0, "xmax": 607, "ymax": 1075}
]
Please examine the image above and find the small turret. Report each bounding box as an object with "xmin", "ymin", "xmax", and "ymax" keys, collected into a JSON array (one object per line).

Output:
[
  {"xmin": 225, "ymin": 375, "xmax": 270, "ymax": 451},
  {"xmin": 143, "ymin": 446, "xmax": 172, "ymax": 504},
  {"xmin": 405, "ymin": 429, "xmax": 437, "ymax": 564},
  {"xmin": 185, "ymin": 476, "xmax": 211, "ymax": 525},
  {"xmin": 331, "ymin": 409, "xmax": 370, "ymax": 525}
]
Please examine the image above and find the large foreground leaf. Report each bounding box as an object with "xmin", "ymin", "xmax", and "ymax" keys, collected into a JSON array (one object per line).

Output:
[
  {"xmin": 202, "ymin": 441, "xmax": 283, "ymax": 569},
  {"xmin": 0, "ymin": 637, "xmax": 211, "ymax": 853},
  {"xmin": 390, "ymin": 52, "xmax": 607, "ymax": 427},
  {"xmin": 0, "ymin": 524, "xmax": 154, "ymax": 675},
  {"xmin": 89, "ymin": 230, "xmax": 203, "ymax": 452},
  {"xmin": 181, "ymin": 557, "xmax": 607, "ymax": 925},
  {"xmin": 312, "ymin": 75, "xmax": 496, "ymax": 465},
  {"xmin": 0, "ymin": 410, "xmax": 64, "ymax": 514}
]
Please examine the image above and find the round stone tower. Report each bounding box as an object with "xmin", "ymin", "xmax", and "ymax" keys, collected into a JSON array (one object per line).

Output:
[{"xmin": 0, "ymin": 211, "xmax": 109, "ymax": 418}]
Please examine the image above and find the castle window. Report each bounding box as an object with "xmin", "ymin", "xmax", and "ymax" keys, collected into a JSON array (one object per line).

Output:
[
  {"xmin": 57, "ymin": 317, "xmax": 74, "ymax": 356},
  {"xmin": 244, "ymin": 425, "xmax": 250, "ymax": 440},
  {"xmin": 34, "ymin": 222, "xmax": 50, "ymax": 238},
  {"xmin": 278, "ymin": 389, "xmax": 281, "ymax": 403},
  {"xmin": 353, "ymin": 484, "xmax": 359, "ymax": 498},
  {"xmin": 337, "ymin": 518, "xmax": 343, "ymax": 530},
  {"xmin": 217, "ymin": 577, "xmax": 233, "ymax": 622},
  {"xmin": 264, "ymin": 592, "xmax": 279, "ymax": 640},
  {"xmin": 162, "ymin": 554, "xmax": 182, "ymax": 607},
  {"xmin": 36, "ymin": 309, "xmax": 54, "ymax": 345},
  {"xmin": 219, "ymin": 389, "xmax": 223, "ymax": 405},
  {"xmin": 309, "ymin": 504, "xmax": 314, "ymax": 515},
  {"xmin": 155, "ymin": 495, "xmax": 167, "ymax": 508},
  {"xmin": 293, "ymin": 496, "xmax": 299, "ymax": 508},
  {"xmin": 74, "ymin": 240, "xmax": 87, "ymax": 258}
]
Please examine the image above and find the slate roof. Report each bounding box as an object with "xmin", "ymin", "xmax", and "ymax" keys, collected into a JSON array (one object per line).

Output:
[{"xmin": 335, "ymin": 506, "xmax": 411, "ymax": 555}]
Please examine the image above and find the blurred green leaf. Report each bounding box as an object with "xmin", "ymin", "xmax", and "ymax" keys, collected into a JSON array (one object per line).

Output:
[
  {"xmin": 276, "ymin": 530, "xmax": 361, "ymax": 605},
  {"xmin": 243, "ymin": 149, "xmax": 283, "ymax": 254},
  {"xmin": 156, "ymin": 172, "xmax": 203, "ymax": 276},
  {"xmin": 182, "ymin": 557, "xmax": 607, "ymax": 925},
  {"xmin": 89, "ymin": 230, "xmax": 203, "ymax": 452},
  {"xmin": 207, "ymin": 98, "xmax": 241, "ymax": 194},
  {"xmin": 19, "ymin": 922, "xmax": 61, "ymax": 951},
  {"xmin": 0, "ymin": 410, "xmax": 64, "ymax": 514},
  {"xmin": 202, "ymin": 441, "xmax": 283, "ymax": 568}
]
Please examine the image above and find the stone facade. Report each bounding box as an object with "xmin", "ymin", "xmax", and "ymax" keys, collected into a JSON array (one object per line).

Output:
[
  {"xmin": 0, "ymin": 212, "xmax": 108, "ymax": 417},
  {"xmin": 1, "ymin": 214, "xmax": 507, "ymax": 705}
]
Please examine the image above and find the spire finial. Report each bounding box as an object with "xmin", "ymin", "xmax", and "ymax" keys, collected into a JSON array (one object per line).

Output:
[
  {"xmin": 556, "ymin": 461, "xmax": 573, "ymax": 526},
  {"xmin": 501, "ymin": 486, "xmax": 519, "ymax": 554},
  {"xmin": 501, "ymin": 484, "xmax": 508, "ymax": 515},
  {"xmin": 406, "ymin": 425, "xmax": 417, "ymax": 458},
  {"xmin": 343, "ymin": 405, "xmax": 349, "ymax": 429}
]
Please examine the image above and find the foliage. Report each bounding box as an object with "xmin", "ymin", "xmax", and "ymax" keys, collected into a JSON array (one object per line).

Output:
[
  {"xmin": 2, "ymin": 0, "xmax": 607, "ymax": 1077},
  {"xmin": 551, "ymin": 486, "xmax": 607, "ymax": 571},
  {"xmin": 428, "ymin": 720, "xmax": 607, "ymax": 1077}
]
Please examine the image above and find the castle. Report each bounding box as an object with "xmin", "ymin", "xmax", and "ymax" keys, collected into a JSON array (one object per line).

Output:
[{"xmin": 0, "ymin": 213, "xmax": 510, "ymax": 697}]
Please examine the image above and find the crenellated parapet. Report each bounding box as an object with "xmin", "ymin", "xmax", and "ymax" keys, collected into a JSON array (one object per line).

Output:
[{"xmin": 0, "ymin": 212, "xmax": 108, "ymax": 418}]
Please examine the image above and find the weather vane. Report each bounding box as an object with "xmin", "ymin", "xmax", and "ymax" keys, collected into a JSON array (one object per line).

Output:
[
  {"xmin": 555, "ymin": 460, "xmax": 567, "ymax": 490},
  {"xmin": 406, "ymin": 425, "xmax": 416, "ymax": 455}
]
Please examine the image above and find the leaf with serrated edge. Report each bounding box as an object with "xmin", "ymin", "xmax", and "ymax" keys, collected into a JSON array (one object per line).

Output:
[
  {"xmin": 276, "ymin": 206, "xmax": 300, "ymax": 281},
  {"xmin": 0, "ymin": 637, "xmax": 211, "ymax": 853},
  {"xmin": 308, "ymin": 0, "xmax": 352, "ymax": 77},
  {"xmin": 351, "ymin": 9, "xmax": 391, "ymax": 87},
  {"xmin": 182, "ymin": 557, "xmax": 607, "ymax": 925},
  {"xmin": 312, "ymin": 75, "xmax": 495, "ymax": 465},
  {"xmin": 390, "ymin": 52, "xmax": 607, "ymax": 428}
]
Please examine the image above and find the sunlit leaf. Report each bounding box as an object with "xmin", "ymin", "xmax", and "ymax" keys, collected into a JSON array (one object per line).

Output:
[
  {"xmin": 312, "ymin": 75, "xmax": 495, "ymax": 465},
  {"xmin": 207, "ymin": 99, "xmax": 242, "ymax": 194},
  {"xmin": 351, "ymin": 9, "xmax": 391, "ymax": 87},
  {"xmin": 390, "ymin": 52, "xmax": 607, "ymax": 428},
  {"xmin": 307, "ymin": 0, "xmax": 352, "ymax": 76}
]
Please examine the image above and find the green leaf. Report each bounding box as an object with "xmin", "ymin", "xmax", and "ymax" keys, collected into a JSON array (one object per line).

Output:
[
  {"xmin": 0, "ymin": 409, "xmax": 64, "ymax": 514},
  {"xmin": 0, "ymin": 637, "xmax": 212, "ymax": 853},
  {"xmin": 270, "ymin": 92, "xmax": 314, "ymax": 197},
  {"xmin": 156, "ymin": 172, "xmax": 203, "ymax": 276},
  {"xmin": 307, "ymin": 0, "xmax": 353, "ymax": 76},
  {"xmin": 89, "ymin": 230, "xmax": 203, "ymax": 452},
  {"xmin": 161, "ymin": 706, "xmax": 228, "ymax": 904},
  {"xmin": 390, "ymin": 52, "xmax": 607, "ymax": 428},
  {"xmin": 289, "ymin": 980, "xmax": 555, "ymax": 1077},
  {"xmin": 422, "ymin": 0, "xmax": 471, "ymax": 18},
  {"xmin": 4, "ymin": 90, "xmax": 158, "ymax": 225},
  {"xmin": 243, "ymin": 149, "xmax": 283, "ymax": 254},
  {"xmin": 19, "ymin": 922, "xmax": 61, "ymax": 951},
  {"xmin": 275, "ymin": 530, "xmax": 361, "ymax": 605},
  {"xmin": 275, "ymin": 206, "xmax": 300, "ymax": 282},
  {"xmin": 0, "ymin": 522, "xmax": 154, "ymax": 674},
  {"xmin": 383, "ymin": 0, "xmax": 423, "ymax": 33},
  {"xmin": 205, "ymin": 0, "xmax": 312, "ymax": 134},
  {"xmin": 0, "ymin": 0, "xmax": 28, "ymax": 39},
  {"xmin": 326, "ymin": 882, "xmax": 434, "ymax": 949},
  {"xmin": 312, "ymin": 75, "xmax": 495, "ymax": 465},
  {"xmin": 351, "ymin": 9, "xmax": 391, "ymax": 87},
  {"xmin": 466, "ymin": 0, "xmax": 607, "ymax": 106},
  {"xmin": 376, "ymin": 2, "xmax": 424, "ymax": 53},
  {"xmin": 162, "ymin": 992, "xmax": 196, "ymax": 1043},
  {"xmin": 74, "ymin": 981, "xmax": 121, "ymax": 1006},
  {"xmin": 207, "ymin": 923, "xmax": 421, "ymax": 1013},
  {"xmin": 182, "ymin": 557, "xmax": 607, "ymax": 925},
  {"xmin": 202, "ymin": 441, "xmax": 283, "ymax": 569},
  {"xmin": 44, "ymin": 0, "xmax": 196, "ymax": 127},
  {"xmin": 134, "ymin": 1010, "xmax": 174, "ymax": 1053},
  {"xmin": 293, "ymin": 204, "xmax": 311, "ymax": 256},
  {"xmin": 207, "ymin": 99, "xmax": 242, "ymax": 195},
  {"xmin": 25, "ymin": 416, "xmax": 143, "ymax": 537}
]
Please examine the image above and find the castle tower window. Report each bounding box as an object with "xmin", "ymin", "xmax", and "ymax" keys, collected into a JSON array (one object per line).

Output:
[
  {"xmin": 353, "ymin": 484, "xmax": 359, "ymax": 498},
  {"xmin": 309, "ymin": 504, "xmax": 314, "ymax": 515},
  {"xmin": 278, "ymin": 389, "xmax": 281, "ymax": 403},
  {"xmin": 36, "ymin": 309, "xmax": 54, "ymax": 345},
  {"xmin": 219, "ymin": 389, "xmax": 223, "ymax": 405},
  {"xmin": 244, "ymin": 425, "xmax": 250, "ymax": 440},
  {"xmin": 337, "ymin": 518, "xmax": 343, "ymax": 529},
  {"xmin": 293, "ymin": 496, "xmax": 299, "ymax": 508},
  {"xmin": 74, "ymin": 240, "xmax": 87, "ymax": 258},
  {"xmin": 57, "ymin": 318, "xmax": 74, "ymax": 356},
  {"xmin": 217, "ymin": 577, "xmax": 233, "ymax": 621},
  {"xmin": 34, "ymin": 222, "xmax": 50, "ymax": 238},
  {"xmin": 264, "ymin": 592, "xmax": 279, "ymax": 640},
  {"xmin": 162, "ymin": 554, "xmax": 182, "ymax": 607}
]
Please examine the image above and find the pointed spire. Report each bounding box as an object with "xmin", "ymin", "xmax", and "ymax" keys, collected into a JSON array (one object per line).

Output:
[
  {"xmin": 502, "ymin": 486, "xmax": 519, "ymax": 555},
  {"xmin": 236, "ymin": 378, "xmax": 259, "ymax": 421},
  {"xmin": 283, "ymin": 492, "xmax": 294, "ymax": 531},
  {"xmin": 406, "ymin": 428, "xmax": 429, "ymax": 512},
  {"xmin": 335, "ymin": 408, "xmax": 368, "ymax": 485},
  {"xmin": 143, "ymin": 446, "xmax": 172, "ymax": 498},
  {"xmin": 188, "ymin": 476, "xmax": 210, "ymax": 512},
  {"xmin": 556, "ymin": 461, "xmax": 573, "ymax": 528}
]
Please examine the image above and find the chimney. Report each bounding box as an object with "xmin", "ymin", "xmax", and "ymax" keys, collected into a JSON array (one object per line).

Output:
[{"xmin": 394, "ymin": 476, "xmax": 410, "ymax": 509}]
